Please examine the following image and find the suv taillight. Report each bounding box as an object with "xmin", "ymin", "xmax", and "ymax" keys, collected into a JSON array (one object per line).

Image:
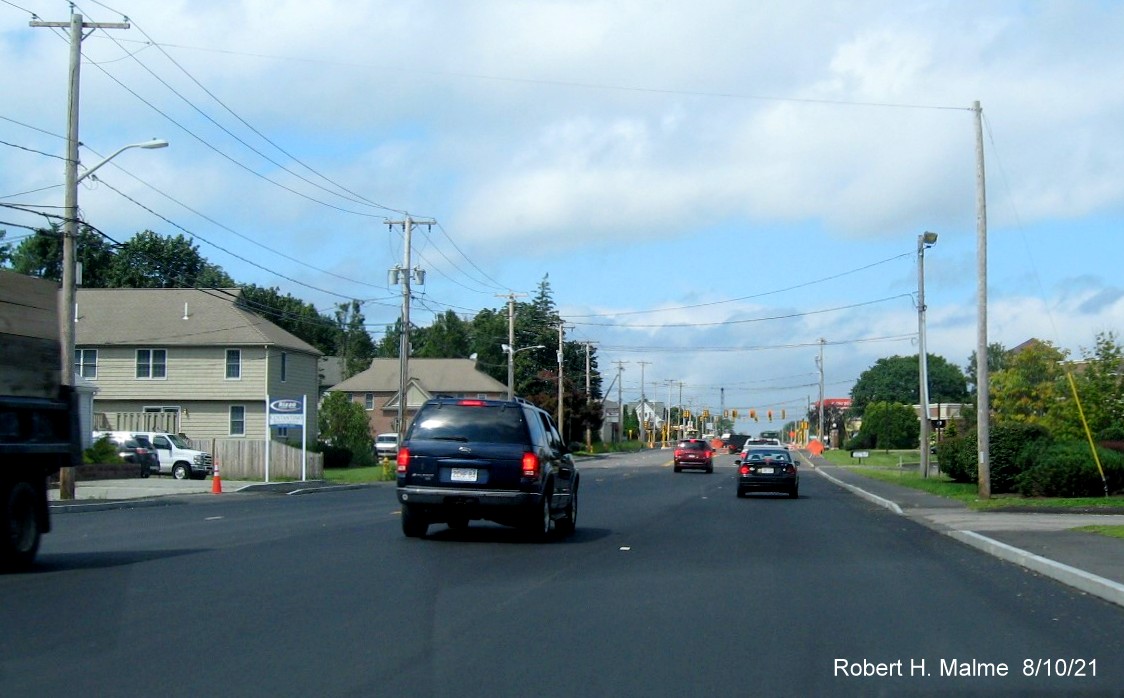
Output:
[
  {"xmin": 396, "ymin": 448, "xmax": 410, "ymax": 474},
  {"xmin": 674, "ymin": 449, "xmax": 683, "ymax": 458},
  {"xmin": 522, "ymin": 452, "xmax": 540, "ymax": 478},
  {"xmin": 458, "ymin": 399, "xmax": 486, "ymax": 407}
]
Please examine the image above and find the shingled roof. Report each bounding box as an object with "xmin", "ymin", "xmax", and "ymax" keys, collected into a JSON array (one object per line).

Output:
[
  {"xmin": 75, "ymin": 287, "xmax": 321, "ymax": 355},
  {"xmin": 331, "ymin": 358, "xmax": 507, "ymax": 394}
]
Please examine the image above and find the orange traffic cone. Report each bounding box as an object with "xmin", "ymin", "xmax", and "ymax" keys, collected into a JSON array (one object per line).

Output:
[{"xmin": 211, "ymin": 460, "xmax": 223, "ymax": 494}]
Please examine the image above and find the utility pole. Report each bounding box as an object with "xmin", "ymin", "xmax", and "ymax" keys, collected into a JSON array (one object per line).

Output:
[
  {"xmin": 973, "ymin": 100, "xmax": 991, "ymax": 499},
  {"xmin": 497, "ymin": 292, "xmax": 526, "ymax": 400},
  {"xmin": 387, "ymin": 216, "xmax": 433, "ymax": 445},
  {"xmin": 556, "ymin": 323, "xmax": 565, "ymax": 436},
  {"xmin": 817, "ymin": 339, "xmax": 826, "ymax": 447},
  {"xmin": 637, "ymin": 361, "xmax": 650, "ymax": 443},
  {"xmin": 583, "ymin": 341, "xmax": 595, "ymax": 452},
  {"xmin": 612, "ymin": 360, "xmax": 627, "ymax": 442},
  {"xmin": 32, "ymin": 13, "xmax": 129, "ymax": 501}
]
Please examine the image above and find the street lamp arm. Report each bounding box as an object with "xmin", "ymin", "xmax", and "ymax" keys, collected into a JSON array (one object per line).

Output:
[{"xmin": 77, "ymin": 139, "xmax": 169, "ymax": 184}]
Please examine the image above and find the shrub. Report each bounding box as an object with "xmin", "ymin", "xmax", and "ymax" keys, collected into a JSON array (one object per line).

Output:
[
  {"xmin": 316, "ymin": 442, "xmax": 354, "ymax": 469},
  {"xmin": 83, "ymin": 435, "xmax": 122, "ymax": 465},
  {"xmin": 936, "ymin": 431, "xmax": 976, "ymax": 483},
  {"xmin": 990, "ymin": 422, "xmax": 1051, "ymax": 494},
  {"xmin": 1016, "ymin": 442, "xmax": 1124, "ymax": 497},
  {"xmin": 933, "ymin": 424, "xmax": 1051, "ymax": 493}
]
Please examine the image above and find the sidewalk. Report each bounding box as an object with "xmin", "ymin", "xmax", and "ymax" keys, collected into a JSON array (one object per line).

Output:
[
  {"xmin": 801, "ymin": 452, "xmax": 1124, "ymax": 609},
  {"xmin": 47, "ymin": 476, "xmax": 342, "ymax": 509}
]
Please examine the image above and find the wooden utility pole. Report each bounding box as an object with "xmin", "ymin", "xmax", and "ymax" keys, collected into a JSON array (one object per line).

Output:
[
  {"xmin": 387, "ymin": 216, "xmax": 433, "ymax": 444},
  {"xmin": 31, "ymin": 13, "xmax": 129, "ymax": 500},
  {"xmin": 973, "ymin": 99, "xmax": 991, "ymax": 499}
]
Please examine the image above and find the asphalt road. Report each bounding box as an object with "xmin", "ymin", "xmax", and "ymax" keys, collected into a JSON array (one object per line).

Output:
[{"xmin": 3, "ymin": 451, "xmax": 1123, "ymax": 697}]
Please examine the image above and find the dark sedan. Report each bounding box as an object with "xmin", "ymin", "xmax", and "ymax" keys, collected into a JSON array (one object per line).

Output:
[{"xmin": 735, "ymin": 447, "xmax": 798, "ymax": 498}]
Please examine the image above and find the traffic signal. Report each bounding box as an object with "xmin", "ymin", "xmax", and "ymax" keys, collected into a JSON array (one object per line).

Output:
[
  {"xmin": 732, "ymin": 409, "xmax": 738, "ymax": 419},
  {"xmin": 750, "ymin": 409, "xmax": 758, "ymax": 421},
  {"xmin": 767, "ymin": 409, "xmax": 773, "ymax": 421},
  {"xmin": 781, "ymin": 409, "xmax": 787, "ymax": 420}
]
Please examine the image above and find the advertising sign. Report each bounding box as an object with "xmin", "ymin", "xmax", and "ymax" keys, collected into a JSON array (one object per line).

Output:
[{"xmin": 268, "ymin": 397, "xmax": 305, "ymax": 426}]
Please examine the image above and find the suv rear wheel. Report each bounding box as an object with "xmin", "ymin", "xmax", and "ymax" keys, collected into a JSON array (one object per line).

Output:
[
  {"xmin": 556, "ymin": 486, "xmax": 578, "ymax": 536},
  {"xmin": 524, "ymin": 487, "xmax": 552, "ymax": 540},
  {"xmin": 401, "ymin": 504, "xmax": 428, "ymax": 538}
]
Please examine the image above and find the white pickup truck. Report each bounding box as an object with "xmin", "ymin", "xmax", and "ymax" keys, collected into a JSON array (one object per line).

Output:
[{"xmin": 95, "ymin": 430, "xmax": 213, "ymax": 480}]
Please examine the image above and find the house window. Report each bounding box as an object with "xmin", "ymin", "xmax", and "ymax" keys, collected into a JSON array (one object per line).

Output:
[
  {"xmin": 229, "ymin": 405, "xmax": 246, "ymax": 436},
  {"xmin": 226, "ymin": 349, "xmax": 241, "ymax": 379},
  {"xmin": 364, "ymin": 393, "xmax": 374, "ymax": 410},
  {"xmin": 136, "ymin": 349, "xmax": 167, "ymax": 379},
  {"xmin": 280, "ymin": 352, "xmax": 287, "ymax": 382},
  {"xmin": 74, "ymin": 349, "xmax": 97, "ymax": 378}
]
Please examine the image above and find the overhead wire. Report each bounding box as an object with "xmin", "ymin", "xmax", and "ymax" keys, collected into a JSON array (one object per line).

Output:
[{"xmin": 85, "ymin": 0, "xmax": 410, "ymax": 216}]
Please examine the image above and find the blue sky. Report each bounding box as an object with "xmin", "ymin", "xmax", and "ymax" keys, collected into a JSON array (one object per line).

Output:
[{"xmin": 2, "ymin": 0, "xmax": 1123, "ymax": 430}]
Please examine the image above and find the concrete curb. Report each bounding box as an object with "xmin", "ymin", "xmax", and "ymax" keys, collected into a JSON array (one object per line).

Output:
[
  {"xmin": 949, "ymin": 531, "xmax": 1124, "ymax": 608},
  {"xmin": 811, "ymin": 465, "xmax": 904, "ymax": 515},
  {"xmin": 809, "ymin": 461, "xmax": 1124, "ymax": 609}
]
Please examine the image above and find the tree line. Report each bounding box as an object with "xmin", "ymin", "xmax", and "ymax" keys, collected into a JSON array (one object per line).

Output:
[
  {"xmin": 0, "ymin": 226, "xmax": 604, "ymax": 444},
  {"xmin": 837, "ymin": 335, "xmax": 1124, "ymax": 497}
]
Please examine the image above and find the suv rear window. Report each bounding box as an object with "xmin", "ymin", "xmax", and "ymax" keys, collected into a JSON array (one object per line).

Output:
[
  {"xmin": 410, "ymin": 404, "xmax": 527, "ymax": 444},
  {"xmin": 677, "ymin": 440, "xmax": 706, "ymax": 451}
]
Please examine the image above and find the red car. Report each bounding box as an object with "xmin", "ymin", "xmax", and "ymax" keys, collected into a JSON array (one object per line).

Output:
[{"xmin": 673, "ymin": 439, "xmax": 714, "ymax": 473}]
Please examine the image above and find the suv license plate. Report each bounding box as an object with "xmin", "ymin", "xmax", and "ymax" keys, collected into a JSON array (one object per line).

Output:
[{"xmin": 451, "ymin": 468, "xmax": 478, "ymax": 482}]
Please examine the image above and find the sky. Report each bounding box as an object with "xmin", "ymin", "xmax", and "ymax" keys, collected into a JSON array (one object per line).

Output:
[{"xmin": 2, "ymin": 0, "xmax": 1123, "ymax": 432}]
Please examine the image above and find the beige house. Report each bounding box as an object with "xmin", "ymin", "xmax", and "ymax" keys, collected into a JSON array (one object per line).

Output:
[
  {"xmin": 75, "ymin": 287, "xmax": 322, "ymax": 444},
  {"xmin": 330, "ymin": 358, "xmax": 508, "ymax": 435}
]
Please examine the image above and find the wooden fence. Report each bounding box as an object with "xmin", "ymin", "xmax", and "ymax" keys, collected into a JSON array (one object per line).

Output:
[{"xmin": 188, "ymin": 438, "xmax": 323, "ymax": 481}]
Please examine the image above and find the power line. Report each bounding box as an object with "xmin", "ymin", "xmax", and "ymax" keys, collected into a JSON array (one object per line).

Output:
[
  {"xmin": 81, "ymin": 145, "xmax": 392, "ymax": 293},
  {"xmin": 564, "ymin": 252, "xmax": 912, "ymax": 319},
  {"xmin": 93, "ymin": 36, "xmax": 971, "ymax": 113},
  {"xmin": 569, "ymin": 295, "xmax": 914, "ymax": 328},
  {"xmin": 0, "ymin": 138, "xmax": 68, "ymax": 161}
]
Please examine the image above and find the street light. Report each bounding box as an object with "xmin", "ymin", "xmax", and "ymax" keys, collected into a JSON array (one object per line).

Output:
[
  {"xmin": 62, "ymin": 138, "xmax": 169, "ymax": 384},
  {"xmin": 57, "ymin": 137, "xmax": 168, "ymax": 501},
  {"xmin": 76, "ymin": 139, "xmax": 168, "ymax": 185},
  {"xmin": 501, "ymin": 343, "xmax": 545, "ymax": 400},
  {"xmin": 918, "ymin": 231, "xmax": 938, "ymax": 478}
]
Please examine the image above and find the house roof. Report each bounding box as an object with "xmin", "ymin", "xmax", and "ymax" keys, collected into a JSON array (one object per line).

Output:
[
  {"xmin": 330, "ymin": 358, "xmax": 508, "ymax": 394},
  {"xmin": 75, "ymin": 287, "xmax": 321, "ymax": 355}
]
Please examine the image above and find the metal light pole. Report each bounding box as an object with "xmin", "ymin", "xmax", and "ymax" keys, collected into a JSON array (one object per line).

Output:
[
  {"xmin": 918, "ymin": 231, "xmax": 938, "ymax": 478},
  {"xmin": 502, "ymin": 344, "xmax": 544, "ymax": 400},
  {"xmin": 62, "ymin": 139, "xmax": 168, "ymax": 377}
]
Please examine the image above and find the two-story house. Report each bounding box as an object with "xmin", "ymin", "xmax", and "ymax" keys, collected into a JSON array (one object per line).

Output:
[
  {"xmin": 330, "ymin": 358, "xmax": 508, "ymax": 435},
  {"xmin": 75, "ymin": 287, "xmax": 322, "ymax": 444}
]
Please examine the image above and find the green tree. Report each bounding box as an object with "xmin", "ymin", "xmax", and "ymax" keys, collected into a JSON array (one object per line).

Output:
[
  {"xmin": 966, "ymin": 342, "xmax": 1009, "ymax": 395},
  {"xmin": 990, "ymin": 340, "xmax": 1067, "ymax": 426},
  {"xmin": 0, "ymin": 229, "xmax": 11, "ymax": 267},
  {"xmin": 415, "ymin": 309, "xmax": 472, "ymax": 358},
  {"xmin": 240, "ymin": 284, "xmax": 336, "ymax": 354},
  {"xmin": 318, "ymin": 391, "xmax": 374, "ymax": 467},
  {"xmin": 1046, "ymin": 331, "xmax": 1124, "ymax": 440},
  {"xmin": 105, "ymin": 231, "xmax": 233, "ymax": 288},
  {"xmin": 850, "ymin": 354, "xmax": 969, "ymax": 416},
  {"xmin": 852, "ymin": 401, "xmax": 919, "ymax": 449},
  {"xmin": 335, "ymin": 300, "xmax": 376, "ymax": 379},
  {"xmin": 9, "ymin": 225, "xmax": 114, "ymax": 286}
]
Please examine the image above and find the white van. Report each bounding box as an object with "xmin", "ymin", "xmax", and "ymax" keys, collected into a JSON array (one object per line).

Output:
[{"xmin": 130, "ymin": 432, "xmax": 213, "ymax": 480}]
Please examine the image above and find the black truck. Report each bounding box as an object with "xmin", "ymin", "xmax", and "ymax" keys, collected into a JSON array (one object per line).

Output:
[{"xmin": 1, "ymin": 271, "xmax": 82, "ymax": 569}]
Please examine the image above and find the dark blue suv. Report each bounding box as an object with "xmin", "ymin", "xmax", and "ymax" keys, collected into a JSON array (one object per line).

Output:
[{"xmin": 395, "ymin": 397, "xmax": 579, "ymax": 539}]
